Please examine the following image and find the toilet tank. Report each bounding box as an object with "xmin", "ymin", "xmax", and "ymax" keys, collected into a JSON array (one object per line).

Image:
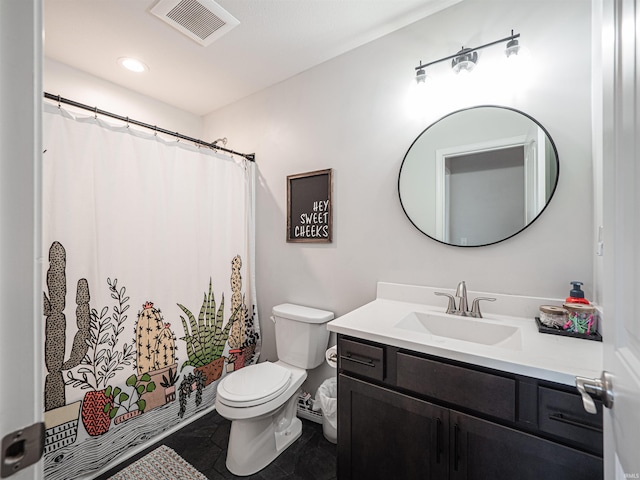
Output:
[{"xmin": 272, "ymin": 303, "xmax": 333, "ymax": 369}]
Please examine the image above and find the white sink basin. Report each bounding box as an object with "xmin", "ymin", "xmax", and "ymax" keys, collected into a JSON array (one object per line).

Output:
[{"xmin": 395, "ymin": 311, "xmax": 522, "ymax": 350}]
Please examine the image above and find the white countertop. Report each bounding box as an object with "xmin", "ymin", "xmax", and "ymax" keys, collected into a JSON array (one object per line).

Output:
[{"xmin": 327, "ymin": 283, "xmax": 603, "ymax": 386}]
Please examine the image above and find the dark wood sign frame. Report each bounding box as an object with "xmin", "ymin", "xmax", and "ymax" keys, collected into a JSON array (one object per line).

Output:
[{"xmin": 287, "ymin": 169, "xmax": 333, "ymax": 243}]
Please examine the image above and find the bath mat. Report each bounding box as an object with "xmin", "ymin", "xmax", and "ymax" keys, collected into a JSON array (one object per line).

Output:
[{"xmin": 108, "ymin": 444, "xmax": 208, "ymax": 480}]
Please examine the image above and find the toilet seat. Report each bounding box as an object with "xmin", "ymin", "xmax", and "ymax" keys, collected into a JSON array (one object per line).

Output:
[{"xmin": 217, "ymin": 362, "xmax": 292, "ymax": 408}]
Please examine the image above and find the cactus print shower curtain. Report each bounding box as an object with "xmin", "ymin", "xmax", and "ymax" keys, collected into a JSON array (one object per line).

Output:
[{"xmin": 41, "ymin": 103, "xmax": 260, "ymax": 479}]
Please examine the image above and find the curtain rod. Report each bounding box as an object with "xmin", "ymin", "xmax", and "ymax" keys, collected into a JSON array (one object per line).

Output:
[{"xmin": 44, "ymin": 92, "xmax": 255, "ymax": 162}]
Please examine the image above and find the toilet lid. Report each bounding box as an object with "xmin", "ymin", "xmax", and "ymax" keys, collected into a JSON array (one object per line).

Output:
[{"xmin": 217, "ymin": 362, "xmax": 292, "ymax": 407}]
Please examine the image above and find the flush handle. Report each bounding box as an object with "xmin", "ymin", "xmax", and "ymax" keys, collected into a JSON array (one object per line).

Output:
[{"xmin": 575, "ymin": 371, "xmax": 613, "ymax": 414}]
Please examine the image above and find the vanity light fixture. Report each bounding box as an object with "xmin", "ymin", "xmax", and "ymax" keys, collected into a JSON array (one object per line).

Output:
[{"xmin": 414, "ymin": 30, "xmax": 521, "ymax": 82}]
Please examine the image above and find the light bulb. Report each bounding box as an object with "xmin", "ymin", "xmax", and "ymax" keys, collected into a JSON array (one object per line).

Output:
[
  {"xmin": 118, "ymin": 57, "xmax": 148, "ymax": 73},
  {"xmin": 505, "ymin": 39, "xmax": 521, "ymax": 58},
  {"xmin": 451, "ymin": 49, "xmax": 477, "ymax": 74}
]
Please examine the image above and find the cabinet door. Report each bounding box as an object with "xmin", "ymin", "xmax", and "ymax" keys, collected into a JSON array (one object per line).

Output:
[
  {"xmin": 338, "ymin": 374, "xmax": 449, "ymax": 480},
  {"xmin": 449, "ymin": 411, "xmax": 603, "ymax": 480}
]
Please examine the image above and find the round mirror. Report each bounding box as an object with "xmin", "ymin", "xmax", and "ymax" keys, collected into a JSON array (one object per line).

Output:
[{"xmin": 398, "ymin": 106, "xmax": 559, "ymax": 247}]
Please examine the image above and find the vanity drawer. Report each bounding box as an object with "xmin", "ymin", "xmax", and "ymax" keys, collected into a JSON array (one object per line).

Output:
[
  {"xmin": 538, "ymin": 386, "xmax": 603, "ymax": 455},
  {"xmin": 396, "ymin": 352, "xmax": 516, "ymax": 421},
  {"xmin": 338, "ymin": 337, "xmax": 385, "ymax": 382}
]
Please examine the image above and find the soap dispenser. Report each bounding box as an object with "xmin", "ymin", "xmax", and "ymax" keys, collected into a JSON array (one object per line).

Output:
[{"xmin": 566, "ymin": 281, "xmax": 590, "ymax": 305}]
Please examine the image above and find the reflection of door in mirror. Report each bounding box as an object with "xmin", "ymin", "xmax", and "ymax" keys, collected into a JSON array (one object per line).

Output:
[
  {"xmin": 435, "ymin": 135, "xmax": 545, "ymax": 245},
  {"xmin": 524, "ymin": 127, "xmax": 549, "ymax": 223},
  {"xmin": 440, "ymin": 146, "xmax": 525, "ymax": 245}
]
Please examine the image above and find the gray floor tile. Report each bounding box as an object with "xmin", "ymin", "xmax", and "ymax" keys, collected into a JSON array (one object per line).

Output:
[{"xmin": 96, "ymin": 410, "xmax": 337, "ymax": 479}]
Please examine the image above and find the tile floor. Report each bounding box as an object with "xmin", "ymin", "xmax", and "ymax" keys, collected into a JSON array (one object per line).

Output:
[{"xmin": 95, "ymin": 410, "xmax": 337, "ymax": 480}]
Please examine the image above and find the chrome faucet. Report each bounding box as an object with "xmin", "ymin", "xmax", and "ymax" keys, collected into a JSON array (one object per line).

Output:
[
  {"xmin": 435, "ymin": 281, "xmax": 496, "ymax": 318},
  {"xmin": 455, "ymin": 281, "xmax": 469, "ymax": 315}
]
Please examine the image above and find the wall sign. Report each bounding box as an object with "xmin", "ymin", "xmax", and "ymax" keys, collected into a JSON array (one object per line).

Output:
[{"xmin": 287, "ymin": 169, "xmax": 333, "ymax": 243}]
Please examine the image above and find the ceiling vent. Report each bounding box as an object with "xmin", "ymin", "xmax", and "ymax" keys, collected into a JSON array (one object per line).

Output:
[{"xmin": 150, "ymin": 0, "xmax": 239, "ymax": 47}]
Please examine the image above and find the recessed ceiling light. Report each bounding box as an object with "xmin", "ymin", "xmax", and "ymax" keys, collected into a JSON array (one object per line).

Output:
[{"xmin": 118, "ymin": 57, "xmax": 149, "ymax": 73}]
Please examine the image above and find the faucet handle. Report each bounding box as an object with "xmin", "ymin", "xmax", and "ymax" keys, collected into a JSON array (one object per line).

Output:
[
  {"xmin": 470, "ymin": 297, "xmax": 496, "ymax": 318},
  {"xmin": 434, "ymin": 292, "xmax": 457, "ymax": 314}
]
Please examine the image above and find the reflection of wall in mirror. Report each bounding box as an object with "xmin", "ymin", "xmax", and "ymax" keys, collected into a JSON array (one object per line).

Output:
[{"xmin": 400, "ymin": 142, "xmax": 437, "ymax": 233}]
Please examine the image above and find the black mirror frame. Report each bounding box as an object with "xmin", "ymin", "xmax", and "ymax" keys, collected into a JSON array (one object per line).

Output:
[{"xmin": 398, "ymin": 105, "xmax": 560, "ymax": 247}]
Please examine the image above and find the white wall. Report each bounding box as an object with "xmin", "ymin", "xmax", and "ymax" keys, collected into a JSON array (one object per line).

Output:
[
  {"xmin": 203, "ymin": 0, "xmax": 594, "ymax": 393},
  {"xmin": 44, "ymin": 58, "xmax": 203, "ymax": 140}
]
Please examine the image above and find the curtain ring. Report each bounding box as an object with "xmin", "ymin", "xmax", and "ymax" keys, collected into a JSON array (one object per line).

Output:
[
  {"xmin": 126, "ymin": 116, "xmax": 130, "ymax": 128},
  {"xmin": 94, "ymin": 107, "xmax": 98, "ymax": 120},
  {"xmin": 175, "ymin": 132, "xmax": 180, "ymax": 142},
  {"xmin": 57, "ymin": 95, "xmax": 61, "ymax": 109},
  {"xmin": 154, "ymin": 125, "xmax": 158, "ymax": 136}
]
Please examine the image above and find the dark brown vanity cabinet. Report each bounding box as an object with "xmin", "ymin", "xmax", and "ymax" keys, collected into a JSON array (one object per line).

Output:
[
  {"xmin": 339, "ymin": 375, "xmax": 449, "ymax": 479},
  {"xmin": 337, "ymin": 335, "xmax": 603, "ymax": 480}
]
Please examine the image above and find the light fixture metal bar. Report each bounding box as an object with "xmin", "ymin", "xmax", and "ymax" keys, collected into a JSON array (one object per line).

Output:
[{"xmin": 415, "ymin": 32, "xmax": 520, "ymax": 71}]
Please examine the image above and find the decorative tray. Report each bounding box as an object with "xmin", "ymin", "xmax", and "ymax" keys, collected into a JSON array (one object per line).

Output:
[{"xmin": 534, "ymin": 317, "xmax": 602, "ymax": 342}]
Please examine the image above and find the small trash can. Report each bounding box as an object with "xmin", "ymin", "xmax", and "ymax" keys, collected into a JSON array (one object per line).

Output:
[{"xmin": 314, "ymin": 377, "xmax": 338, "ymax": 444}]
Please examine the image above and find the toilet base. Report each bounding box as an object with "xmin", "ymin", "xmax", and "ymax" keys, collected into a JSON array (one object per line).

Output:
[
  {"xmin": 275, "ymin": 416, "xmax": 302, "ymax": 452},
  {"xmin": 224, "ymin": 393, "xmax": 302, "ymax": 476}
]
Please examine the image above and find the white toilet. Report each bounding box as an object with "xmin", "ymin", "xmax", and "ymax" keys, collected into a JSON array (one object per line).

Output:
[{"xmin": 215, "ymin": 303, "xmax": 334, "ymax": 476}]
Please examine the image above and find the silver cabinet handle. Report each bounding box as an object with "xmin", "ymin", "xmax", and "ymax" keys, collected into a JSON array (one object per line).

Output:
[{"xmin": 575, "ymin": 371, "xmax": 613, "ymax": 414}]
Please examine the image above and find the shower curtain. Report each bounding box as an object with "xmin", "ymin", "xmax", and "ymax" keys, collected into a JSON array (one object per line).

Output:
[{"xmin": 41, "ymin": 103, "xmax": 259, "ymax": 479}]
